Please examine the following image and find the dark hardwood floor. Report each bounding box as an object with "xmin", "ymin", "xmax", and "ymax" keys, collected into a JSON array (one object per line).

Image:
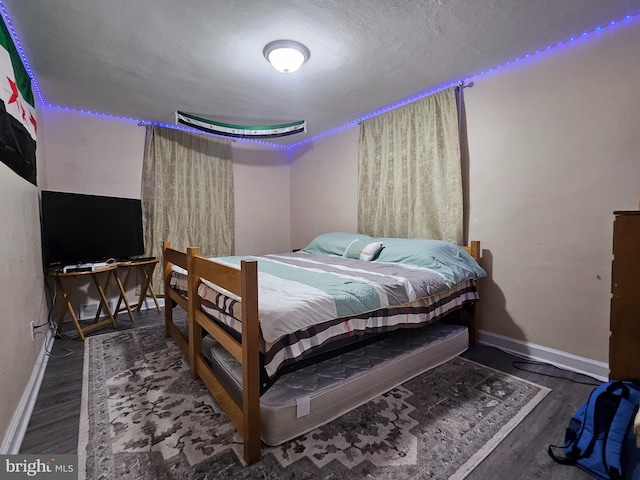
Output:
[
  {"xmin": 462, "ymin": 346, "xmax": 597, "ymax": 479},
  {"xmin": 19, "ymin": 307, "xmax": 166, "ymax": 455},
  {"xmin": 20, "ymin": 308, "xmax": 597, "ymax": 479}
]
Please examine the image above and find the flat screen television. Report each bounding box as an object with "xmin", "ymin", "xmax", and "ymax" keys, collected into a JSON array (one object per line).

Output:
[{"xmin": 41, "ymin": 190, "xmax": 145, "ymax": 269}]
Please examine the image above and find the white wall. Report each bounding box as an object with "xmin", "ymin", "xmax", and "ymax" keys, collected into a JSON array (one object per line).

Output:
[
  {"xmin": 0, "ymin": 110, "xmax": 49, "ymax": 448},
  {"xmin": 288, "ymin": 19, "xmax": 640, "ymax": 364},
  {"xmin": 464, "ymin": 19, "xmax": 640, "ymax": 363},
  {"xmin": 231, "ymin": 142, "xmax": 291, "ymax": 255},
  {"xmin": 40, "ymin": 111, "xmax": 145, "ymax": 198},
  {"xmin": 290, "ymin": 125, "xmax": 360, "ymax": 249}
]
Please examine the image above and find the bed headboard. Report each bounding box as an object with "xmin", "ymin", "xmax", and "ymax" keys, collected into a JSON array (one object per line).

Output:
[{"xmin": 462, "ymin": 241, "xmax": 480, "ymax": 262}]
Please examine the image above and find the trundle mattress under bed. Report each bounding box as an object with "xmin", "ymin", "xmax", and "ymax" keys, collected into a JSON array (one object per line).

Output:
[{"xmin": 203, "ymin": 320, "xmax": 468, "ymax": 446}]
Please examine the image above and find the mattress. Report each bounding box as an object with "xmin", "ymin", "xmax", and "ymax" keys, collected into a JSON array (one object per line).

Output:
[
  {"xmin": 171, "ymin": 252, "xmax": 479, "ymax": 380},
  {"xmin": 203, "ymin": 321, "xmax": 468, "ymax": 446}
]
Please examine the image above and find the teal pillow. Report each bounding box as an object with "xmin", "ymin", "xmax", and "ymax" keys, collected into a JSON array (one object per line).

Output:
[
  {"xmin": 372, "ymin": 237, "xmax": 486, "ymax": 283},
  {"xmin": 301, "ymin": 232, "xmax": 373, "ymax": 256}
]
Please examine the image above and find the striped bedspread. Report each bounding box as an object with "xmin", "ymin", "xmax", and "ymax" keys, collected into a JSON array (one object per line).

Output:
[{"xmin": 171, "ymin": 251, "xmax": 484, "ymax": 378}]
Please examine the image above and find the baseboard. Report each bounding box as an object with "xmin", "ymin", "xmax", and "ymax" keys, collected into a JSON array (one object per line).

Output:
[
  {"xmin": 79, "ymin": 297, "xmax": 165, "ymax": 321},
  {"xmin": 138, "ymin": 297, "xmax": 165, "ymax": 310},
  {"xmin": 478, "ymin": 330, "xmax": 609, "ymax": 382},
  {"xmin": 0, "ymin": 329, "xmax": 55, "ymax": 454}
]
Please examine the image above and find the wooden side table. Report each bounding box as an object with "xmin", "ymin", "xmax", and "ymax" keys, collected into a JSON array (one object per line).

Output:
[
  {"xmin": 114, "ymin": 257, "xmax": 161, "ymax": 322},
  {"xmin": 47, "ymin": 264, "xmax": 120, "ymax": 341}
]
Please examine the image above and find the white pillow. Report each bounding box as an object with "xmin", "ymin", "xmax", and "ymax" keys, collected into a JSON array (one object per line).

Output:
[
  {"xmin": 360, "ymin": 241, "xmax": 384, "ymax": 261},
  {"xmin": 344, "ymin": 240, "xmax": 384, "ymax": 261}
]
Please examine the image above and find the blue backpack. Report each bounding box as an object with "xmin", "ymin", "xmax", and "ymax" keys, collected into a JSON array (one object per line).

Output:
[{"xmin": 549, "ymin": 381, "xmax": 640, "ymax": 479}]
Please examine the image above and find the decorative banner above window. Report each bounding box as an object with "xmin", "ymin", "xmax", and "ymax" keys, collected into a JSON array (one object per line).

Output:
[{"xmin": 176, "ymin": 111, "xmax": 306, "ymax": 139}]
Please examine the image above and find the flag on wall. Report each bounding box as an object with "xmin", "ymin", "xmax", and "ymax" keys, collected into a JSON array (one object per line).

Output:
[
  {"xmin": 0, "ymin": 14, "xmax": 37, "ymax": 185},
  {"xmin": 176, "ymin": 111, "xmax": 306, "ymax": 139}
]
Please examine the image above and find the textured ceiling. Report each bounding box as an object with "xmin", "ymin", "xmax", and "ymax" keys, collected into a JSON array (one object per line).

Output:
[{"xmin": 3, "ymin": 0, "xmax": 640, "ymax": 145}]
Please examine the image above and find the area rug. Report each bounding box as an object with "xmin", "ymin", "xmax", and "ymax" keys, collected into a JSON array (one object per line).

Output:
[{"xmin": 78, "ymin": 325, "xmax": 550, "ymax": 480}]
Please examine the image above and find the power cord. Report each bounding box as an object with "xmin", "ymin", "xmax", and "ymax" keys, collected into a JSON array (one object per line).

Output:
[
  {"xmin": 32, "ymin": 279, "xmax": 52, "ymax": 331},
  {"xmin": 42, "ymin": 275, "xmax": 74, "ymax": 358},
  {"xmin": 485, "ymin": 344, "xmax": 603, "ymax": 387},
  {"xmin": 511, "ymin": 359, "xmax": 602, "ymax": 387},
  {"xmin": 45, "ymin": 333, "xmax": 75, "ymax": 358}
]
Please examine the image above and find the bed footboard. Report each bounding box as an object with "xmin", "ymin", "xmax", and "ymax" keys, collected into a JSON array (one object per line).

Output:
[
  {"xmin": 187, "ymin": 247, "xmax": 261, "ymax": 465},
  {"xmin": 163, "ymin": 241, "xmax": 190, "ymax": 357}
]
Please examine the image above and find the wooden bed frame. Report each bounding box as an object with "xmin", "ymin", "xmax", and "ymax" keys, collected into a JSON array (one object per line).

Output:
[{"xmin": 162, "ymin": 240, "xmax": 481, "ymax": 465}]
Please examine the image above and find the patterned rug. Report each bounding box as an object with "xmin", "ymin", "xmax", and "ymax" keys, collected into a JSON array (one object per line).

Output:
[{"xmin": 78, "ymin": 325, "xmax": 550, "ymax": 480}]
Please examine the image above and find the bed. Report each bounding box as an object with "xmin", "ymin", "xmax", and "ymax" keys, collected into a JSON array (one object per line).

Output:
[{"xmin": 162, "ymin": 232, "xmax": 486, "ymax": 464}]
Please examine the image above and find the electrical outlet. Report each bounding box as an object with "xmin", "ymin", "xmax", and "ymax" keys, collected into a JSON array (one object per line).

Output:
[{"xmin": 30, "ymin": 321, "xmax": 35, "ymax": 341}]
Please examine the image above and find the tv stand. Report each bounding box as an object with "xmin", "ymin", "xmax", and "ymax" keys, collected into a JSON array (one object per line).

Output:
[
  {"xmin": 47, "ymin": 264, "xmax": 122, "ymax": 340},
  {"xmin": 114, "ymin": 257, "xmax": 161, "ymax": 322}
]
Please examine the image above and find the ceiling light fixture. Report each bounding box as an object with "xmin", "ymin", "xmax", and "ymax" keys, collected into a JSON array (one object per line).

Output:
[{"xmin": 263, "ymin": 40, "xmax": 310, "ymax": 74}]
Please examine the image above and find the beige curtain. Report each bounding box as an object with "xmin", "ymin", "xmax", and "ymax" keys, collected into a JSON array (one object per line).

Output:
[
  {"xmin": 357, "ymin": 87, "xmax": 462, "ymax": 244},
  {"xmin": 141, "ymin": 126, "xmax": 234, "ymax": 293}
]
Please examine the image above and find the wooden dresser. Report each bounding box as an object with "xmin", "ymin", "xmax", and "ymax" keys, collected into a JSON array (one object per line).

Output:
[{"xmin": 609, "ymin": 210, "xmax": 640, "ymax": 381}]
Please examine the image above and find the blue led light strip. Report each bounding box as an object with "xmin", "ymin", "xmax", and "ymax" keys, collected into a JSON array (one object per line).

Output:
[
  {"xmin": 0, "ymin": 0, "xmax": 44, "ymax": 104},
  {"xmin": 1, "ymin": 0, "xmax": 638, "ymax": 151},
  {"xmin": 286, "ymin": 10, "xmax": 640, "ymax": 150}
]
